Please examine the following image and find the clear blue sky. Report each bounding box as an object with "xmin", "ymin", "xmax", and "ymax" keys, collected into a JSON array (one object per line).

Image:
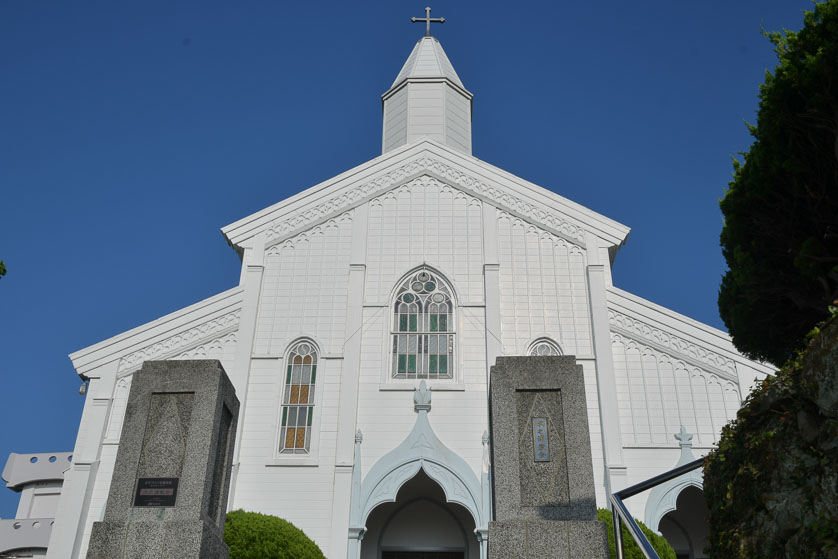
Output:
[{"xmin": 0, "ymin": 1, "xmax": 812, "ymax": 516}]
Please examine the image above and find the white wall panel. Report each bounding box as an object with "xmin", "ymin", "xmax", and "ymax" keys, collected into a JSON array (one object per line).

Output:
[
  {"xmin": 497, "ymin": 211, "xmax": 592, "ymax": 357},
  {"xmin": 611, "ymin": 334, "xmax": 740, "ymax": 448}
]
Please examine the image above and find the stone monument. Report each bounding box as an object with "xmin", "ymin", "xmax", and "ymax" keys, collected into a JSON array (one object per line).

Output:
[
  {"xmin": 488, "ymin": 356, "xmax": 609, "ymax": 558},
  {"xmin": 86, "ymin": 360, "xmax": 239, "ymax": 559}
]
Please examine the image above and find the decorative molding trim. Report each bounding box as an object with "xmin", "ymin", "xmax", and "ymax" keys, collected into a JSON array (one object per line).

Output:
[
  {"xmin": 265, "ymin": 214, "xmax": 353, "ymax": 251},
  {"xmin": 172, "ymin": 331, "xmax": 237, "ymax": 360},
  {"xmin": 262, "ymin": 156, "xmax": 587, "ymax": 246},
  {"xmin": 609, "ymin": 310, "xmax": 737, "ymax": 378},
  {"xmin": 610, "ymin": 332, "xmax": 738, "ymax": 385},
  {"xmin": 116, "ymin": 311, "xmax": 241, "ymax": 374},
  {"xmin": 496, "ymin": 210, "xmax": 585, "ymax": 254}
]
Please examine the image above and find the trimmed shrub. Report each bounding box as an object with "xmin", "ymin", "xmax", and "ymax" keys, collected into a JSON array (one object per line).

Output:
[
  {"xmin": 597, "ymin": 508, "xmax": 676, "ymax": 559},
  {"xmin": 224, "ymin": 510, "xmax": 326, "ymax": 559}
]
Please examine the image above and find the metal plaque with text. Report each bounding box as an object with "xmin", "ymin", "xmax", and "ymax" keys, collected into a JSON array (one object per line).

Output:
[
  {"xmin": 134, "ymin": 477, "xmax": 179, "ymax": 507},
  {"xmin": 532, "ymin": 418, "xmax": 550, "ymax": 462}
]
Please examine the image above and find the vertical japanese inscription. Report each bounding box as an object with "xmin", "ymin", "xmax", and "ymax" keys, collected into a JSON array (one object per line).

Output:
[{"xmin": 532, "ymin": 418, "xmax": 550, "ymax": 462}]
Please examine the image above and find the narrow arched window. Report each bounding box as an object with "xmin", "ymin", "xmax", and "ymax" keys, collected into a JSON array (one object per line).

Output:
[
  {"xmin": 528, "ymin": 338, "xmax": 562, "ymax": 356},
  {"xmin": 392, "ymin": 269, "xmax": 455, "ymax": 380},
  {"xmin": 279, "ymin": 341, "xmax": 318, "ymax": 454}
]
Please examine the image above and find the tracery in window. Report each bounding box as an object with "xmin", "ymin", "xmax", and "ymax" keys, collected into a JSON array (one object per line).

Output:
[
  {"xmin": 279, "ymin": 341, "xmax": 318, "ymax": 454},
  {"xmin": 528, "ymin": 338, "xmax": 562, "ymax": 356},
  {"xmin": 391, "ymin": 269, "xmax": 455, "ymax": 380}
]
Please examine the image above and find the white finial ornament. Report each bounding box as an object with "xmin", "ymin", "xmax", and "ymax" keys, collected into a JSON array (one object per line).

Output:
[
  {"xmin": 413, "ymin": 380, "xmax": 432, "ymax": 412},
  {"xmin": 675, "ymin": 425, "xmax": 693, "ymax": 448},
  {"xmin": 411, "ymin": 6, "xmax": 445, "ymax": 37}
]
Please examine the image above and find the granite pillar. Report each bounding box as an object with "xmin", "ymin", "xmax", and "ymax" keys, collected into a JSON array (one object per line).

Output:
[
  {"xmin": 86, "ymin": 360, "xmax": 239, "ymax": 559},
  {"xmin": 488, "ymin": 356, "xmax": 608, "ymax": 559}
]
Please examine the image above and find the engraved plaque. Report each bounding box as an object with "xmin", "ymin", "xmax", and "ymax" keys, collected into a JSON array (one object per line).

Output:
[
  {"xmin": 133, "ymin": 477, "xmax": 179, "ymax": 507},
  {"xmin": 532, "ymin": 417, "xmax": 550, "ymax": 462}
]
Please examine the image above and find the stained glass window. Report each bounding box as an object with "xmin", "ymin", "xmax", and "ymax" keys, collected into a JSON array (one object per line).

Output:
[
  {"xmin": 528, "ymin": 338, "xmax": 562, "ymax": 356},
  {"xmin": 392, "ymin": 270, "xmax": 455, "ymax": 379},
  {"xmin": 279, "ymin": 342, "xmax": 318, "ymax": 454}
]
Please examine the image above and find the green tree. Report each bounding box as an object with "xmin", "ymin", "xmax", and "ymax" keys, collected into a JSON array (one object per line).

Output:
[
  {"xmin": 718, "ymin": 0, "xmax": 838, "ymax": 366},
  {"xmin": 223, "ymin": 510, "xmax": 326, "ymax": 559},
  {"xmin": 597, "ymin": 509, "xmax": 676, "ymax": 559},
  {"xmin": 0, "ymin": 260, "xmax": 5, "ymax": 279}
]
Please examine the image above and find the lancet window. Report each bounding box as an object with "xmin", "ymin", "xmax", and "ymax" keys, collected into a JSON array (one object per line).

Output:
[
  {"xmin": 279, "ymin": 341, "xmax": 318, "ymax": 454},
  {"xmin": 528, "ymin": 338, "xmax": 562, "ymax": 356},
  {"xmin": 391, "ymin": 269, "xmax": 455, "ymax": 380}
]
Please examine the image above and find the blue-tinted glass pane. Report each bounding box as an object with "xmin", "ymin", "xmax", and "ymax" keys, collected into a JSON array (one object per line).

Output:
[
  {"xmin": 311, "ymin": 365, "xmax": 316, "ymax": 384},
  {"xmin": 286, "ymin": 366, "xmax": 292, "ymax": 384},
  {"xmin": 398, "ymin": 354, "xmax": 406, "ymax": 373},
  {"xmin": 408, "ymin": 355, "xmax": 416, "ymax": 373},
  {"xmin": 409, "ymin": 314, "xmax": 417, "ymax": 332},
  {"xmin": 282, "ymin": 407, "xmax": 287, "ymax": 426},
  {"xmin": 429, "ymin": 355, "xmax": 438, "ymax": 373},
  {"xmin": 399, "ymin": 315, "xmax": 408, "ymax": 331},
  {"xmin": 430, "ymin": 315, "xmax": 438, "ymax": 332},
  {"xmin": 440, "ymin": 315, "xmax": 447, "ymax": 331},
  {"xmin": 439, "ymin": 355, "xmax": 448, "ymax": 373}
]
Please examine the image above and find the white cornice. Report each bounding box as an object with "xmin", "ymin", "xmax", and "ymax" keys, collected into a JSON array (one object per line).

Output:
[
  {"xmin": 606, "ymin": 286, "xmax": 774, "ymax": 375},
  {"xmin": 69, "ymin": 287, "xmax": 244, "ymax": 377},
  {"xmin": 221, "ymin": 140, "xmax": 630, "ymax": 252}
]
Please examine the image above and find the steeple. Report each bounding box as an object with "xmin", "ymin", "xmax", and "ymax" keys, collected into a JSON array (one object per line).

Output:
[{"xmin": 382, "ymin": 17, "xmax": 473, "ymax": 155}]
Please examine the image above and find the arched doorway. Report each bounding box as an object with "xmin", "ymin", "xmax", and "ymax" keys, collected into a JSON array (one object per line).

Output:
[
  {"xmin": 362, "ymin": 470, "xmax": 477, "ymax": 559},
  {"xmin": 658, "ymin": 486, "xmax": 709, "ymax": 559}
]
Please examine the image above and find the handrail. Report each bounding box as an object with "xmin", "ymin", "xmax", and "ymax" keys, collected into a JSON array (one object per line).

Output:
[{"xmin": 609, "ymin": 457, "xmax": 704, "ymax": 559}]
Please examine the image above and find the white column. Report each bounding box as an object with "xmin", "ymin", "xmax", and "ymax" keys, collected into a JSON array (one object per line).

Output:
[
  {"xmin": 47, "ymin": 359, "xmax": 118, "ymax": 559},
  {"xmin": 585, "ymin": 233, "xmax": 625, "ymax": 497},
  {"xmin": 330, "ymin": 204, "xmax": 368, "ymax": 559},
  {"xmin": 227, "ymin": 232, "xmax": 266, "ymax": 509},
  {"xmin": 482, "ymin": 202, "xmax": 502, "ymax": 381}
]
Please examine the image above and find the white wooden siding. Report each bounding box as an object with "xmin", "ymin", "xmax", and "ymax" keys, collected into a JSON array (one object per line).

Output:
[{"xmin": 496, "ymin": 210, "xmax": 592, "ymax": 357}]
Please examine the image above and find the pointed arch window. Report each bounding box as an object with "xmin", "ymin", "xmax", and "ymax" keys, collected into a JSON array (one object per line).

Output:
[
  {"xmin": 279, "ymin": 341, "xmax": 318, "ymax": 454},
  {"xmin": 391, "ymin": 269, "xmax": 455, "ymax": 380},
  {"xmin": 528, "ymin": 338, "xmax": 562, "ymax": 356}
]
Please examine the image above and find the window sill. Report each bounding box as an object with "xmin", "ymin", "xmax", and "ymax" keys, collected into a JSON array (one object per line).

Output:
[
  {"xmin": 265, "ymin": 457, "xmax": 319, "ymax": 467},
  {"xmin": 379, "ymin": 382, "xmax": 465, "ymax": 391}
]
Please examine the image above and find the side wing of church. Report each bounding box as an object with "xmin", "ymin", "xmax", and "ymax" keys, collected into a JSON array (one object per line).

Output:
[{"xmin": 46, "ymin": 34, "xmax": 772, "ymax": 559}]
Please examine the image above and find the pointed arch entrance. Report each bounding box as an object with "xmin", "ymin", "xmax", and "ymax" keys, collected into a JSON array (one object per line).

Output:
[
  {"xmin": 364, "ymin": 470, "xmax": 476, "ymax": 559},
  {"xmin": 347, "ymin": 382, "xmax": 490, "ymax": 559}
]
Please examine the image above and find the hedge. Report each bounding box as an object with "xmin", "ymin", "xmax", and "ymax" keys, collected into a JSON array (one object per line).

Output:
[
  {"xmin": 224, "ymin": 510, "xmax": 326, "ymax": 559},
  {"xmin": 597, "ymin": 508, "xmax": 676, "ymax": 559}
]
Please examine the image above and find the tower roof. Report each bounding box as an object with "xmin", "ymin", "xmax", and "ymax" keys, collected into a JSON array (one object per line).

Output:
[{"xmin": 390, "ymin": 36, "xmax": 465, "ymax": 90}]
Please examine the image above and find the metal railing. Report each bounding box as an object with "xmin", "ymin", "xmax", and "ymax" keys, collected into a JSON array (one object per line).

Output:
[{"xmin": 609, "ymin": 458, "xmax": 704, "ymax": 559}]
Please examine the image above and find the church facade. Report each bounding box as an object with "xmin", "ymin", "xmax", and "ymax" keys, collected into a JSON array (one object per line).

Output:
[{"xmin": 47, "ymin": 32, "xmax": 771, "ymax": 559}]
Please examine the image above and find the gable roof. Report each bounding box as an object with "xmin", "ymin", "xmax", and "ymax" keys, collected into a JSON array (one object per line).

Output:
[{"xmin": 221, "ymin": 139, "xmax": 631, "ymax": 254}]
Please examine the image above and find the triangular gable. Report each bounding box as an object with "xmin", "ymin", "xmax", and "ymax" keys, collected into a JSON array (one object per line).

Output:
[
  {"xmin": 222, "ymin": 140, "xmax": 630, "ymax": 253},
  {"xmin": 69, "ymin": 286, "xmax": 243, "ymax": 378}
]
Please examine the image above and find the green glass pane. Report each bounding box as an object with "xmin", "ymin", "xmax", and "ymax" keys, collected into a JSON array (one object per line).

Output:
[
  {"xmin": 399, "ymin": 315, "xmax": 408, "ymax": 331},
  {"xmin": 282, "ymin": 407, "xmax": 288, "ymax": 426},
  {"xmin": 286, "ymin": 365, "xmax": 292, "ymax": 384},
  {"xmin": 307, "ymin": 409, "xmax": 313, "ymax": 426},
  {"xmin": 439, "ymin": 355, "xmax": 448, "ymax": 373},
  {"xmin": 408, "ymin": 354, "xmax": 416, "ymax": 373},
  {"xmin": 311, "ymin": 365, "xmax": 316, "ymax": 385},
  {"xmin": 430, "ymin": 315, "xmax": 438, "ymax": 332},
  {"xmin": 440, "ymin": 315, "xmax": 447, "ymax": 331},
  {"xmin": 398, "ymin": 354, "xmax": 406, "ymax": 373},
  {"xmin": 429, "ymin": 355, "xmax": 438, "ymax": 373},
  {"xmin": 409, "ymin": 314, "xmax": 417, "ymax": 332}
]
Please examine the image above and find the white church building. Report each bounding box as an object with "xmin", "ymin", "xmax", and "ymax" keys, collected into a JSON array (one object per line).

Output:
[{"xmin": 43, "ymin": 26, "xmax": 770, "ymax": 559}]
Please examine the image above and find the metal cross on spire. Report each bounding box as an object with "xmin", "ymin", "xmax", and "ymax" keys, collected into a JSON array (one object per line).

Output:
[{"xmin": 411, "ymin": 6, "xmax": 445, "ymax": 37}]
